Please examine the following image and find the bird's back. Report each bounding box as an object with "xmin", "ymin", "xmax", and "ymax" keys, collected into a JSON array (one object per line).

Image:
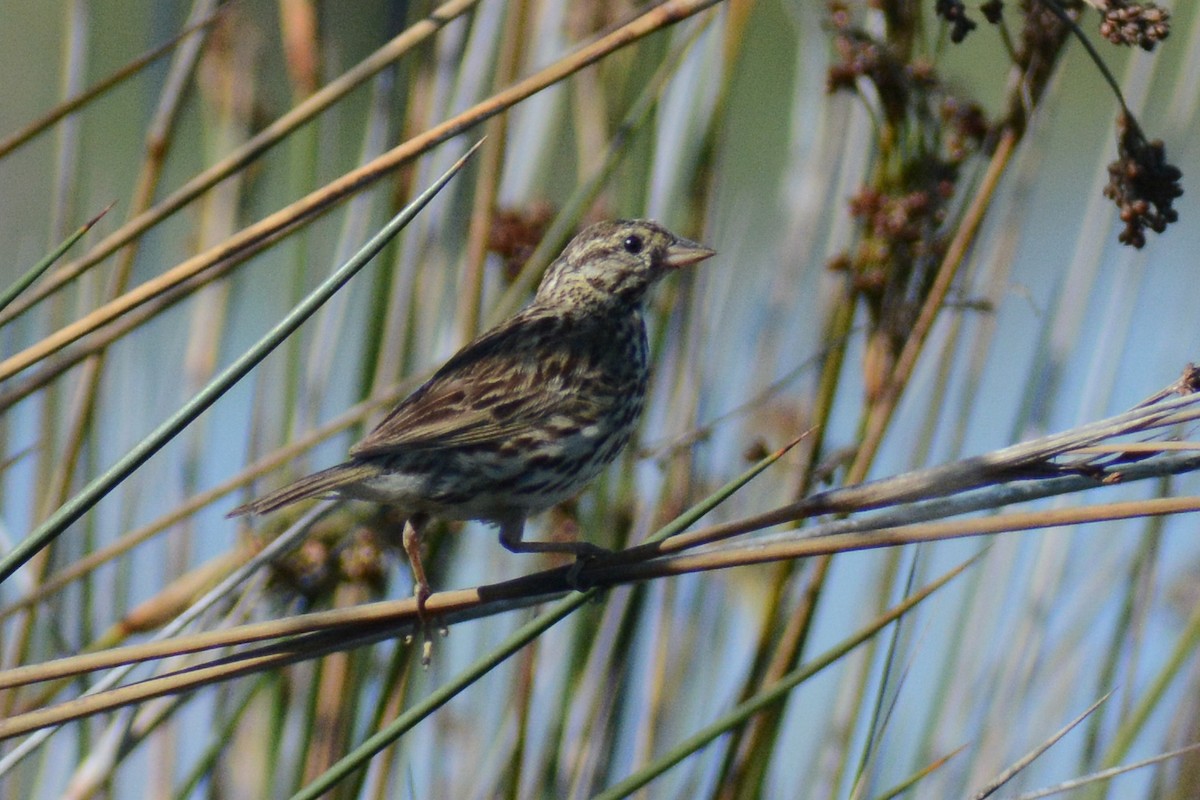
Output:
[{"xmin": 346, "ymin": 304, "xmax": 650, "ymax": 519}]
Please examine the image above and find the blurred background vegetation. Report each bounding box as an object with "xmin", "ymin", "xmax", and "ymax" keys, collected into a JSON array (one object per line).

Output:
[{"xmin": 1, "ymin": 0, "xmax": 1199, "ymax": 797}]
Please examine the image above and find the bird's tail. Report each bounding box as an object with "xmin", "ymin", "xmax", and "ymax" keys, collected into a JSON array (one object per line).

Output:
[{"xmin": 227, "ymin": 462, "xmax": 379, "ymax": 517}]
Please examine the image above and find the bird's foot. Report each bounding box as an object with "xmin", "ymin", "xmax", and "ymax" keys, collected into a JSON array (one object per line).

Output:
[
  {"xmin": 403, "ymin": 580, "xmax": 447, "ymax": 667},
  {"xmin": 565, "ymin": 543, "xmax": 611, "ymax": 591}
]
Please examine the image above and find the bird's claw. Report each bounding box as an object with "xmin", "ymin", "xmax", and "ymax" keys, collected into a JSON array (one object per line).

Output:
[
  {"xmin": 565, "ymin": 543, "xmax": 610, "ymax": 591},
  {"xmin": 409, "ymin": 581, "xmax": 444, "ymax": 668}
]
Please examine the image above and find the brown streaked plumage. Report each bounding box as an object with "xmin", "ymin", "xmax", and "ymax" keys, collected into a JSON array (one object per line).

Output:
[{"xmin": 230, "ymin": 219, "xmax": 715, "ymax": 624}]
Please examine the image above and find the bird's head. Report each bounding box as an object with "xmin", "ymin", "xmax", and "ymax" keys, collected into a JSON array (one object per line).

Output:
[{"xmin": 534, "ymin": 219, "xmax": 715, "ymax": 311}]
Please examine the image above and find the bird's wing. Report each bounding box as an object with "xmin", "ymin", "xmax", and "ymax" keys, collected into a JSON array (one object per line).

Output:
[{"xmin": 349, "ymin": 311, "xmax": 603, "ymax": 457}]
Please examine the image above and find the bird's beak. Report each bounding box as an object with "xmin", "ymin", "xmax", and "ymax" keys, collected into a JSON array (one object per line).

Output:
[{"xmin": 665, "ymin": 236, "xmax": 716, "ymax": 269}]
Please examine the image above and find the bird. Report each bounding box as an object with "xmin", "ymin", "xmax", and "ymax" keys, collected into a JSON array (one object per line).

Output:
[{"xmin": 229, "ymin": 219, "xmax": 715, "ymax": 625}]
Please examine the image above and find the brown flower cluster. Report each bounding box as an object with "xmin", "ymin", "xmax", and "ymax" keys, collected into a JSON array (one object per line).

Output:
[
  {"xmin": 846, "ymin": 187, "xmax": 951, "ymax": 261},
  {"xmin": 934, "ymin": 0, "xmax": 977, "ymax": 43},
  {"xmin": 942, "ymin": 95, "xmax": 991, "ymax": 161},
  {"xmin": 1094, "ymin": 0, "xmax": 1170, "ymax": 51},
  {"xmin": 980, "ymin": 0, "xmax": 1005, "ymax": 24},
  {"xmin": 1104, "ymin": 112, "xmax": 1183, "ymax": 248},
  {"xmin": 826, "ymin": 26, "xmax": 916, "ymax": 123},
  {"xmin": 933, "ymin": 0, "xmax": 1010, "ymax": 43},
  {"xmin": 487, "ymin": 202, "xmax": 556, "ymax": 281},
  {"xmin": 270, "ymin": 516, "xmax": 393, "ymax": 601},
  {"xmin": 826, "ymin": 6, "xmax": 993, "ymax": 398}
]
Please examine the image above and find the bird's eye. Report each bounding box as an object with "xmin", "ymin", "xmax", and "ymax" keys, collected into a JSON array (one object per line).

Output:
[{"xmin": 623, "ymin": 235, "xmax": 644, "ymax": 254}]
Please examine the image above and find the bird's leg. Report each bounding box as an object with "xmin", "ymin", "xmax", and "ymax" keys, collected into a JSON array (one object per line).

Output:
[
  {"xmin": 498, "ymin": 518, "xmax": 609, "ymax": 590},
  {"xmin": 497, "ymin": 517, "xmax": 610, "ymax": 558},
  {"xmin": 401, "ymin": 512, "xmax": 437, "ymax": 666}
]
